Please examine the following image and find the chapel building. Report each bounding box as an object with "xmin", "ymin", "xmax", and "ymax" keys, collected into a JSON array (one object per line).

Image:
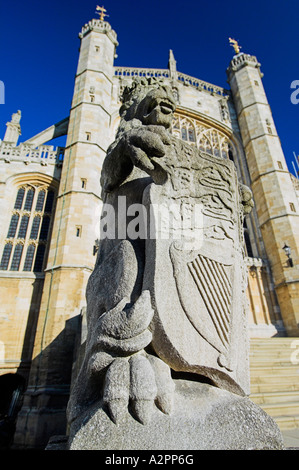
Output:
[{"xmin": 0, "ymin": 12, "xmax": 298, "ymax": 449}]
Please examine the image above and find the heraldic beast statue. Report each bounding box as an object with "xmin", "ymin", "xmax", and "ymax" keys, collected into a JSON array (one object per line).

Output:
[{"xmin": 65, "ymin": 78, "xmax": 284, "ymax": 450}]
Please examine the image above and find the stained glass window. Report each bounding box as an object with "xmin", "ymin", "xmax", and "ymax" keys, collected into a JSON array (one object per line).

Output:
[
  {"xmin": 10, "ymin": 244, "xmax": 24, "ymax": 271},
  {"xmin": 30, "ymin": 216, "xmax": 41, "ymax": 240},
  {"xmin": 18, "ymin": 215, "xmax": 29, "ymax": 239},
  {"xmin": 0, "ymin": 185, "xmax": 55, "ymax": 272},
  {"xmin": 33, "ymin": 245, "xmax": 46, "ymax": 272},
  {"xmin": 24, "ymin": 189, "xmax": 35, "ymax": 211},
  {"xmin": 35, "ymin": 190, "xmax": 46, "ymax": 212},
  {"xmin": 14, "ymin": 188, "xmax": 25, "ymax": 210},
  {"xmin": 0, "ymin": 244, "xmax": 13, "ymax": 270},
  {"xmin": 171, "ymin": 114, "xmax": 237, "ymax": 162},
  {"xmin": 45, "ymin": 190, "xmax": 54, "ymax": 213},
  {"xmin": 7, "ymin": 214, "xmax": 20, "ymax": 238},
  {"xmin": 23, "ymin": 245, "xmax": 36, "ymax": 272},
  {"xmin": 39, "ymin": 217, "xmax": 50, "ymax": 240}
]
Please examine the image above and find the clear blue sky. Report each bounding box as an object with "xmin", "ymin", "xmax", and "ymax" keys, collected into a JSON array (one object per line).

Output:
[{"xmin": 0, "ymin": 0, "xmax": 298, "ymax": 174}]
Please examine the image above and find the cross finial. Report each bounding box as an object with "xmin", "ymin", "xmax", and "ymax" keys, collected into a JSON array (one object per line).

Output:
[
  {"xmin": 229, "ymin": 38, "xmax": 242, "ymax": 55},
  {"xmin": 96, "ymin": 5, "xmax": 108, "ymax": 21}
]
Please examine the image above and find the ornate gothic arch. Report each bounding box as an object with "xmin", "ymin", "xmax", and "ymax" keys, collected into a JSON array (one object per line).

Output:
[
  {"xmin": 171, "ymin": 112, "xmax": 237, "ymax": 162},
  {"xmin": 0, "ymin": 173, "xmax": 58, "ymax": 274}
]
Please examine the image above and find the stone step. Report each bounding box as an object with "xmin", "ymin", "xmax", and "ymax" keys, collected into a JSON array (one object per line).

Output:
[
  {"xmin": 250, "ymin": 338, "xmax": 296, "ymax": 344},
  {"xmin": 250, "ymin": 391, "xmax": 299, "ymax": 405},
  {"xmin": 274, "ymin": 415, "xmax": 299, "ymax": 430},
  {"xmin": 249, "ymin": 337, "xmax": 299, "ymax": 431},
  {"xmin": 251, "ymin": 381, "xmax": 299, "ymax": 394},
  {"xmin": 250, "ymin": 359, "xmax": 296, "ymax": 367},
  {"xmin": 258, "ymin": 402, "xmax": 299, "ymax": 418},
  {"xmin": 250, "ymin": 352, "xmax": 297, "ymax": 360},
  {"xmin": 250, "ymin": 365, "xmax": 299, "ymax": 376}
]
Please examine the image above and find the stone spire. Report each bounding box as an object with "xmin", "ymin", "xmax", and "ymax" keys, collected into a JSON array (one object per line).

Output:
[
  {"xmin": 168, "ymin": 49, "xmax": 177, "ymax": 80},
  {"xmin": 3, "ymin": 110, "xmax": 21, "ymax": 145}
]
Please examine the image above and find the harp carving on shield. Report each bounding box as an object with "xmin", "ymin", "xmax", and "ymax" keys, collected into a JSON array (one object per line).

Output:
[{"xmin": 187, "ymin": 254, "xmax": 232, "ymax": 354}]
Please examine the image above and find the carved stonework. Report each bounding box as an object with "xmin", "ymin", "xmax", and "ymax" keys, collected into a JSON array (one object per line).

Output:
[{"xmin": 66, "ymin": 78, "xmax": 284, "ymax": 451}]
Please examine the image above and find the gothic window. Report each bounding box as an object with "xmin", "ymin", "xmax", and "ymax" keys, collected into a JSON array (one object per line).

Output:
[
  {"xmin": 45, "ymin": 190, "xmax": 54, "ymax": 213},
  {"xmin": 0, "ymin": 184, "xmax": 56, "ymax": 273},
  {"xmin": 23, "ymin": 244, "xmax": 36, "ymax": 272},
  {"xmin": 14, "ymin": 188, "xmax": 25, "ymax": 210},
  {"xmin": 243, "ymin": 219, "xmax": 254, "ymax": 258},
  {"xmin": 10, "ymin": 244, "xmax": 24, "ymax": 271},
  {"xmin": 171, "ymin": 114, "xmax": 237, "ymax": 162},
  {"xmin": 33, "ymin": 245, "xmax": 46, "ymax": 272},
  {"xmin": 18, "ymin": 215, "xmax": 30, "ymax": 239},
  {"xmin": 39, "ymin": 217, "xmax": 50, "ymax": 240},
  {"xmin": 181, "ymin": 127, "xmax": 187, "ymax": 141},
  {"xmin": 35, "ymin": 190, "xmax": 46, "ymax": 212},
  {"xmin": 0, "ymin": 243, "xmax": 13, "ymax": 270},
  {"xmin": 244, "ymin": 231, "xmax": 254, "ymax": 257},
  {"xmin": 188, "ymin": 128, "xmax": 195, "ymax": 142},
  {"xmin": 7, "ymin": 214, "xmax": 20, "ymax": 238},
  {"xmin": 24, "ymin": 189, "xmax": 35, "ymax": 211},
  {"xmin": 30, "ymin": 216, "xmax": 41, "ymax": 240},
  {"xmin": 228, "ymin": 144, "xmax": 235, "ymax": 162}
]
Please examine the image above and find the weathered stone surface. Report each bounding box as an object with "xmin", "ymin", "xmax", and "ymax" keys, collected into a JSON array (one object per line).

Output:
[
  {"xmin": 66, "ymin": 77, "xmax": 283, "ymax": 450},
  {"xmin": 67, "ymin": 379, "xmax": 284, "ymax": 450}
]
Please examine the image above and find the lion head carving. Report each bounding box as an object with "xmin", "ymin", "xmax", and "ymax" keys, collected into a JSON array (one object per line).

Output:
[{"xmin": 119, "ymin": 77, "xmax": 176, "ymax": 131}]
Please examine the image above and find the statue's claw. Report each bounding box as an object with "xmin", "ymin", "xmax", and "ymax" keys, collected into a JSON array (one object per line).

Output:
[
  {"xmin": 147, "ymin": 355, "xmax": 175, "ymax": 415},
  {"xmin": 129, "ymin": 355, "xmax": 157, "ymax": 424},
  {"xmin": 103, "ymin": 357, "xmax": 130, "ymax": 424},
  {"xmin": 102, "ymin": 352, "xmax": 175, "ymax": 425}
]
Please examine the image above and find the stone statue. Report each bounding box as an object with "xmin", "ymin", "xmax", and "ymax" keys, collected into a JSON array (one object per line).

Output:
[{"xmin": 65, "ymin": 77, "xmax": 284, "ymax": 450}]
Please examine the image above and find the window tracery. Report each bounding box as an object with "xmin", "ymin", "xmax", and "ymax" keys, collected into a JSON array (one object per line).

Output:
[
  {"xmin": 0, "ymin": 184, "xmax": 55, "ymax": 273},
  {"xmin": 171, "ymin": 114, "xmax": 236, "ymax": 162}
]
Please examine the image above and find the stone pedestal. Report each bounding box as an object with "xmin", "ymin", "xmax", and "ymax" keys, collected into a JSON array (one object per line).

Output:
[{"xmin": 67, "ymin": 380, "xmax": 284, "ymax": 450}]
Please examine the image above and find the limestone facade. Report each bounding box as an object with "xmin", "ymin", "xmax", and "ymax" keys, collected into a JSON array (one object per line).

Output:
[{"xmin": 0, "ymin": 16, "xmax": 298, "ymax": 449}]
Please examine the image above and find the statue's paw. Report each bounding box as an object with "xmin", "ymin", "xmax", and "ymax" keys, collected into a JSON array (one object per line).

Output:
[
  {"xmin": 103, "ymin": 357, "xmax": 130, "ymax": 424},
  {"xmin": 129, "ymin": 354, "xmax": 175, "ymax": 423},
  {"xmin": 102, "ymin": 354, "xmax": 156, "ymax": 425},
  {"xmin": 147, "ymin": 354, "xmax": 175, "ymax": 415},
  {"xmin": 129, "ymin": 355, "xmax": 157, "ymax": 424},
  {"xmin": 102, "ymin": 352, "xmax": 175, "ymax": 425}
]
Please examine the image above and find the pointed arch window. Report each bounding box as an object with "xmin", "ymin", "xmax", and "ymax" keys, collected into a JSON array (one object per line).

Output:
[
  {"xmin": 18, "ymin": 215, "xmax": 30, "ymax": 239},
  {"xmin": 14, "ymin": 188, "xmax": 25, "ymax": 210},
  {"xmin": 34, "ymin": 245, "xmax": 46, "ymax": 272},
  {"xmin": 0, "ymin": 243, "xmax": 13, "ymax": 271},
  {"xmin": 24, "ymin": 189, "xmax": 35, "ymax": 211},
  {"xmin": 171, "ymin": 114, "xmax": 237, "ymax": 162},
  {"xmin": 30, "ymin": 216, "xmax": 41, "ymax": 240},
  {"xmin": 39, "ymin": 217, "xmax": 50, "ymax": 240},
  {"xmin": 10, "ymin": 244, "xmax": 24, "ymax": 271},
  {"xmin": 0, "ymin": 184, "xmax": 56, "ymax": 273},
  {"xmin": 35, "ymin": 190, "xmax": 46, "ymax": 212},
  {"xmin": 23, "ymin": 245, "xmax": 36, "ymax": 272},
  {"xmin": 7, "ymin": 214, "xmax": 20, "ymax": 238}
]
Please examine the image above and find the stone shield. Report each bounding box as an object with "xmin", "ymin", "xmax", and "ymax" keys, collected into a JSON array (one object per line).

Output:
[{"xmin": 142, "ymin": 137, "xmax": 250, "ymax": 396}]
